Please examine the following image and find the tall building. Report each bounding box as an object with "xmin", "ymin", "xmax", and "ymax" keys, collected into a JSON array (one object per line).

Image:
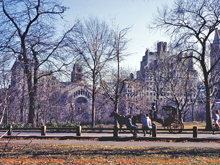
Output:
[
  {"xmin": 10, "ymin": 55, "xmax": 35, "ymax": 89},
  {"xmin": 210, "ymin": 28, "xmax": 220, "ymax": 95},
  {"xmin": 140, "ymin": 42, "xmax": 168, "ymax": 71},
  {"xmin": 135, "ymin": 42, "xmax": 198, "ymax": 117}
]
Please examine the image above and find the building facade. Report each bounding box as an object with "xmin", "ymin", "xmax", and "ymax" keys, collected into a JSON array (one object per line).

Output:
[
  {"xmin": 123, "ymin": 42, "xmax": 198, "ymax": 120},
  {"xmin": 210, "ymin": 28, "xmax": 220, "ymax": 98},
  {"xmin": 7, "ymin": 58, "xmax": 92, "ymax": 125}
]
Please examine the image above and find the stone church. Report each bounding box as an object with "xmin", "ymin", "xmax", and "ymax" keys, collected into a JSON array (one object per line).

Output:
[{"xmin": 9, "ymin": 58, "xmax": 92, "ymax": 125}]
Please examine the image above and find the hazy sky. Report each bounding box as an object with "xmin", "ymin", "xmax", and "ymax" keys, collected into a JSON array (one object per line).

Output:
[{"xmin": 61, "ymin": 0, "xmax": 174, "ymax": 71}]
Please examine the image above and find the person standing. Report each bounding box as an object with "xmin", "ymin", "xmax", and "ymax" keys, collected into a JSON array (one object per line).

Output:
[
  {"xmin": 150, "ymin": 103, "xmax": 156, "ymax": 119},
  {"xmin": 142, "ymin": 114, "xmax": 152, "ymax": 136},
  {"xmin": 213, "ymin": 110, "xmax": 219, "ymax": 129},
  {"xmin": 126, "ymin": 115, "xmax": 138, "ymax": 137}
]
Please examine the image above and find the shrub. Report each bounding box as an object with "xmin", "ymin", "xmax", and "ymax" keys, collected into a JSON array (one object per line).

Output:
[
  {"xmin": 13, "ymin": 122, "xmax": 25, "ymax": 128},
  {"xmin": 0, "ymin": 123, "xmax": 6, "ymax": 128},
  {"xmin": 62, "ymin": 122, "xmax": 78, "ymax": 127},
  {"xmin": 24, "ymin": 123, "xmax": 33, "ymax": 128},
  {"xmin": 46, "ymin": 119, "xmax": 58, "ymax": 127}
]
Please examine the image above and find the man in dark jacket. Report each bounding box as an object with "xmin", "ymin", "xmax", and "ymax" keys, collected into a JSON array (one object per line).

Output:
[{"xmin": 126, "ymin": 115, "xmax": 138, "ymax": 137}]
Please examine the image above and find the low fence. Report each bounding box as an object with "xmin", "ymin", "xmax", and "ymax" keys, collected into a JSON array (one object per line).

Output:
[{"xmin": 1, "ymin": 125, "xmax": 220, "ymax": 138}]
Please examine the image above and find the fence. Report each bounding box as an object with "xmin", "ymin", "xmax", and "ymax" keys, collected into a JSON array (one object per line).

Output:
[{"xmin": 1, "ymin": 125, "xmax": 220, "ymax": 138}]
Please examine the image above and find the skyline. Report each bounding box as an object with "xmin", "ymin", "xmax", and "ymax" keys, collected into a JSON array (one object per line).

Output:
[{"xmin": 60, "ymin": 0, "xmax": 174, "ymax": 72}]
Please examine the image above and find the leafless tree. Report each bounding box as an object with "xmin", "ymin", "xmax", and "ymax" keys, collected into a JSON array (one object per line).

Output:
[
  {"xmin": 158, "ymin": 53, "xmax": 198, "ymax": 122},
  {"xmin": 0, "ymin": 0, "xmax": 75, "ymax": 127},
  {"xmin": 99, "ymin": 26, "xmax": 130, "ymax": 133},
  {"xmin": 0, "ymin": 58, "xmax": 11, "ymax": 125},
  {"xmin": 67, "ymin": 17, "xmax": 118, "ymax": 127},
  {"xmin": 151, "ymin": 0, "xmax": 220, "ymax": 129}
]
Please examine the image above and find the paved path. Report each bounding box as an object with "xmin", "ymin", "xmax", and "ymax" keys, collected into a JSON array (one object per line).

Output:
[
  {"xmin": 1, "ymin": 130, "xmax": 220, "ymax": 148},
  {"xmin": 1, "ymin": 131, "xmax": 220, "ymax": 139}
]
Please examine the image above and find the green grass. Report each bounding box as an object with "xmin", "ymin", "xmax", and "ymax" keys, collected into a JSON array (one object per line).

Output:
[{"xmin": 1, "ymin": 142, "xmax": 220, "ymax": 164}]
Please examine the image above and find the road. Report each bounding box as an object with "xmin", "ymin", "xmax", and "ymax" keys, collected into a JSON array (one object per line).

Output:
[
  {"xmin": 1, "ymin": 131, "xmax": 220, "ymax": 139},
  {"xmin": 1, "ymin": 131, "xmax": 220, "ymax": 148}
]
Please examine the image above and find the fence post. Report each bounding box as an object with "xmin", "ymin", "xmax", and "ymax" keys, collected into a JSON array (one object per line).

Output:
[
  {"xmin": 76, "ymin": 125, "xmax": 81, "ymax": 136},
  {"xmin": 41, "ymin": 126, "xmax": 46, "ymax": 136},
  {"xmin": 113, "ymin": 125, "xmax": 118, "ymax": 137},
  {"xmin": 152, "ymin": 125, "xmax": 157, "ymax": 137},
  {"xmin": 193, "ymin": 126, "xmax": 198, "ymax": 138},
  {"xmin": 7, "ymin": 124, "xmax": 13, "ymax": 136}
]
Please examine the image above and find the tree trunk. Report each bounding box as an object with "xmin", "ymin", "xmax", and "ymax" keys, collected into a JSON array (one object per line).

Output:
[
  {"xmin": 20, "ymin": 91, "xmax": 24, "ymax": 123},
  {"xmin": 192, "ymin": 106, "xmax": 195, "ymax": 121},
  {"xmin": 114, "ymin": 102, "xmax": 119, "ymax": 127},
  {"xmin": 5, "ymin": 107, "xmax": 8, "ymax": 125},
  {"xmin": 28, "ymin": 91, "xmax": 36, "ymax": 127},
  {"xmin": 0, "ymin": 107, "xmax": 6, "ymax": 125},
  {"xmin": 205, "ymin": 89, "xmax": 212, "ymax": 129},
  {"xmin": 91, "ymin": 73, "xmax": 96, "ymax": 127},
  {"xmin": 178, "ymin": 110, "xmax": 182, "ymax": 121}
]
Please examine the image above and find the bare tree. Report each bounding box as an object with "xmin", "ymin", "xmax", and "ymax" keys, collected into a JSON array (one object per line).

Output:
[
  {"xmin": 151, "ymin": 0, "xmax": 220, "ymax": 129},
  {"xmin": 67, "ymin": 17, "xmax": 116, "ymax": 127},
  {"xmin": 158, "ymin": 53, "xmax": 198, "ymax": 122},
  {"xmin": 0, "ymin": 59, "xmax": 11, "ymax": 125},
  {"xmin": 0, "ymin": 0, "xmax": 74, "ymax": 127},
  {"xmin": 99, "ymin": 26, "xmax": 130, "ymax": 135}
]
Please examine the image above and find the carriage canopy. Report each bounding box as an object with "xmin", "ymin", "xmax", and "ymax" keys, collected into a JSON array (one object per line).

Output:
[{"xmin": 161, "ymin": 106, "xmax": 177, "ymax": 117}]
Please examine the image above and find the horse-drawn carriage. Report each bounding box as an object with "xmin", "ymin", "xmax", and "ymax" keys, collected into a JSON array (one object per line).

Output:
[
  {"xmin": 150, "ymin": 105, "xmax": 184, "ymax": 133},
  {"xmin": 110, "ymin": 105, "xmax": 184, "ymax": 134}
]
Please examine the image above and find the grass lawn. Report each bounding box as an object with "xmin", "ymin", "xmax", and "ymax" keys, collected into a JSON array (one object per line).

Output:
[
  {"xmin": 96, "ymin": 122, "xmax": 207, "ymax": 130},
  {"xmin": 1, "ymin": 142, "xmax": 220, "ymax": 164},
  {"xmin": 153, "ymin": 121, "xmax": 206, "ymax": 129},
  {"xmin": 80, "ymin": 122, "xmax": 208, "ymax": 136},
  {"xmin": 182, "ymin": 121, "xmax": 206, "ymax": 129}
]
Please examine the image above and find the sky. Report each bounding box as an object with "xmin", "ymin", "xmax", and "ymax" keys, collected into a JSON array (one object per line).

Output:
[{"xmin": 60, "ymin": 0, "xmax": 175, "ymax": 72}]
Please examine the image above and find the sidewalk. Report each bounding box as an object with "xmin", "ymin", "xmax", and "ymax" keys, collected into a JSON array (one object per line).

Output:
[{"xmin": 1, "ymin": 131, "xmax": 220, "ymax": 142}]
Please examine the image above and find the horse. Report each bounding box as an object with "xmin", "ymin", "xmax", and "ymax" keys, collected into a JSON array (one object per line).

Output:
[
  {"xmin": 132, "ymin": 114, "xmax": 142, "ymax": 125},
  {"xmin": 109, "ymin": 111, "xmax": 126, "ymax": 131},
  {"xmin": 109, "ymin": 111, "xmax": 143, "ymax": 131}
]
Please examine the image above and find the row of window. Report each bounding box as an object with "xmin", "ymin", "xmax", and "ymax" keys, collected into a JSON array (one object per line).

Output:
[{"xmin": 73, "ymin": 89, "xmax": 90, "ymax": 98}]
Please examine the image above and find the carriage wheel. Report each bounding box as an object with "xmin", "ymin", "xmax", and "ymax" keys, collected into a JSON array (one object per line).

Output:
[{"xmin": 168, "ymin": 120, "xmax": 183, "ymax": 134}]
